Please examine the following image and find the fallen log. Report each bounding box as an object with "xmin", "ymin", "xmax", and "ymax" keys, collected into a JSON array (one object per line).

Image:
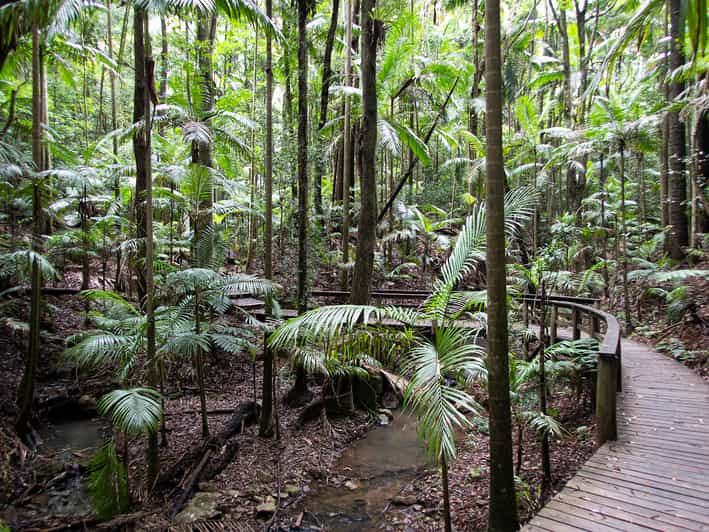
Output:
[
  {"xmin": 160, "ymin": 401, "xmax": 260, "ymax": 518},
  {"xmin": 95, "ymin": 510, "xmax": 156, "ymax": 530}
]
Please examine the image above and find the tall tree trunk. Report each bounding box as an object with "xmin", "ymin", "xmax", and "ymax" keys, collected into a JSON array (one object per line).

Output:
[
  {"xmin": 134, "ymin": 8, "xmax": 148, "ymax": 305},
  {"xmin": 636, "ymin": 151, "xmax": 646, "ymax": 222},
  {"xmin": 15, "ymin": 23, "xmax": 44, "ymax": 440},
  {"xmin": 539, "ymin": 284, "xmax": 551, "ymax": 489},
  {"xmin": 341, "ymin": 0, "xmax": 353, "ymax": 290},
  {"xmin": 485, "ymin": 0, "xmax": 519, "ymax": 528},
  {"xmin": 314, "ymin": 0, "xmax": 340, "ymax": 217},
  {"xmin": 259, "ymin": 0, "xmax": 275, "ymax": 438},
  {"xmin": 667, "ymin": 0, "xmax": 688, "ymax": 259},
  {"xmin": 193, "ymin": 14, "xmax": 216, "ymax": 266},
  {"xmin": 133, "ymin": 6, "xmax": 160, "ymax": 486},
  {"xmin": 619, "ymin": 141, "xmax": 632, "ymax": 330},
  {"xmin": 246, "ymin": 29, "xmax": 259, "ymax": 271},
  {"xmin": 349, "ymin": 0, "xmax": 377, "ymax": 305},
  {"xmin": 696, "ymin": 107, "xmax": 709, "ymax": 234},
  {"xmin": 296, "ymin": 0, "xmax": 310, "ymax": 312}
]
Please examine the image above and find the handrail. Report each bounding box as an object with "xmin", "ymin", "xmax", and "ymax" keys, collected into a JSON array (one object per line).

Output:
[
  {"xmin": 518, "ymin": 294, "xmax": 621, "ymax": 445},
  {"xmin": 517, "ymin": 295, "xmax": 619, "ymax": 359},
  {"xmin": 307, "ymin": 289, "xmax": 621, "ymax": 445}
]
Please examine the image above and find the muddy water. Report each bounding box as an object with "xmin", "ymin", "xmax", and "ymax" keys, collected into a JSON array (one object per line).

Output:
[
  {"xmin": 302, "ymin": 414, "xmax": 431, "ymax": 531},
  {"xmin": 35, "ymin": 418, "xmax": 107, "ymax": 516},
  {"xmin": 39, "ymin": 418, "xmax": 107, "ymax": 460}
]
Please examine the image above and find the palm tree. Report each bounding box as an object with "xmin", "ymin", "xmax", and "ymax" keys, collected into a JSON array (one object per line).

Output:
[
  {"xmin": 296, "ymin": 0, "xmax": 310, "ymax": 312},
  {"xmin": 403, "ymin": 326, "xmax": 485, "ymax": 532},
  {"xmin": 164, "ymin": 268, "xmax": 274, "ymax": 438},
  {"xmin": 349, "ymin": 0, "xmax": 378, "ymax": 305},
  {"xmin": 259, "ymin": 0, "xmax": 275, "ymax": 438},
  {"xmin": 269, "ymin": 187, "xmax": 538, "ymax": 531},
  {"xmin": 485, "ymin": 0, "xmax": 519, "ymax": 527}
]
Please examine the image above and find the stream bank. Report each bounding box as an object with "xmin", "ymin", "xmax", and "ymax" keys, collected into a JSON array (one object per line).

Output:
[{"xmin": 297, "ymin": 413, "xmax": 431, "ymax": 531}]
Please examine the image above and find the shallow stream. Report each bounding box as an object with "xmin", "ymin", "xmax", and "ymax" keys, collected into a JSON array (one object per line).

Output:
[{"xmin": 301, "ymin": 413, "xmax": 431, "ymax": 531}]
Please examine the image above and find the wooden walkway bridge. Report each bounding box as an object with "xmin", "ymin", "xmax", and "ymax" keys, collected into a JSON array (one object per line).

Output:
[
  {"xmin": 525, "ymin": 337, "xmax": 709, "ymax": 531},
  {"xmin": 240, "ymin": 288, "xmax": 709, "ymax": 530}
]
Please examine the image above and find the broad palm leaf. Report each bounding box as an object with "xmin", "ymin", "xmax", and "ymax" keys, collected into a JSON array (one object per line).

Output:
[
  {"xmin": 402, "ymin": 327, "xmax": 485, "ymax": 462},
  {"xmin": 97, "ymin": 387, "xmax": 162, "ymax": 435}
]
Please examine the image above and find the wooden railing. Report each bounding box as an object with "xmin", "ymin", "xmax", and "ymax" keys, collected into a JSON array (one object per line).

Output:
[
  {"xmin": 518, "ymin": 294, "xmax": 622, "ymax": 445},
  {"xmin": 311, "ymin": 289, "xmax": 622, "ymax": 445}
]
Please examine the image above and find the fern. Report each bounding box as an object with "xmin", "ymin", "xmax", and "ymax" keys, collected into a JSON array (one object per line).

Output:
[{"xmin": 86, "ymin": 441, "xmax": 129, "ymax": 521}]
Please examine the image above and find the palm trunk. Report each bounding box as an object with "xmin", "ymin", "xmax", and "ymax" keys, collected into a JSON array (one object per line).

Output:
[
  {"xmin": 134, "ymin": 6, "xmax": 160, "ymax": 487},
  {"xmin": 193, "ymin": 14, "xmax": 216, "ymax": 266},
  {"xmin": 314, "ymin": 0, "xmax": 340, "ymax": 217},
  {"xmin": 441, "ymin": 454, "xmax": 452, "ymax": 532},
  {"xmin": 619, "ymin": 142, "xmax": 632, "ymax": 330},
  {"xmin": 666, "ymin": 0, "xmax": 688, "ymax": 259},
  {"xmin": 539, "ymin": 285, "xmax": 551, "ymax": 489},
  {"xmin": 485, "ymin": 0, "xmax": 519, "ymax": 528},
  {"xmin": 246, "ymin": 29, "xmax": 259, "ymax": 271},
  {"xmin": 340, "ymin": 0, "xmax": 354, "ymax": 290},
  {"xmin": 259, "ymin": 0, "xmax": 275, "ymax": 438},
  {"xmin": 349, "ymin": 0, "xmax": 378, "ymax": 305},
  {"xmin": 15, "ymin": 23, "xmax": 44, "ymax": 441},
  {"xmin": 195, "ymin": 289, "xmax": 209, "ymax": 438},
  {"xmin": 296, "ymin": 0, "xmax": 309, "ymax": 312}
]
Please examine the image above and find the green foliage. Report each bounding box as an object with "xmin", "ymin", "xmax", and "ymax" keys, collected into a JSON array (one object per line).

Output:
[
  {"xmin": 97, "ymin": 387, "xmax": 162, "ymax": 435},
  {"xmin": 402, "ymin": 327, "xmax": 485, "ymax": 463},
  {"xmin": 86, "ymin": 441, "xmax": 129, "ymax": 521}
]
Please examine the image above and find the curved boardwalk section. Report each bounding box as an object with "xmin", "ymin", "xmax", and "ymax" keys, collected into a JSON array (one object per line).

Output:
[{"xmin": 525, "ymin": 338, "xmax": 709, "ymax": 532}]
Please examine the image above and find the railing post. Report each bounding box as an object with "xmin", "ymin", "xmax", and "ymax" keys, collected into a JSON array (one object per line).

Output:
[
  {"xmin": 571, "ymin": 308, "xmax": 580, "ymax": 340},
  {"xmin": 522, "ymin": 299, "xmax": 529, "ymax": 328},
  {"xmin": 616, "ymin": 338, "xmax": 622, "ymax": 393},
  {"xmin": 550, "ymin": 306, "xmax": 558, "ymax": 343},
  {"xmin": 596, "ymin": 353, "xmax": 618, "ymax": 445},
  {"xmin": 591, "ymin": 314, "xmax": 600, "ymax": 338}
]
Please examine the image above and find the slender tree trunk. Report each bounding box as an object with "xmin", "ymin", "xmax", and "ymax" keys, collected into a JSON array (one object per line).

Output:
[
  {"xmin": 599, "ymin": 153, "xmax": 609, "ymax": 298},
  {"xmin": 349, "ymin": 0, "xmax": 377, "ymax": 305},
  {"xmin": 667, "ymin": 0, "xmax": 688, "ymax": 259},
  {"xmin": 194, "ymin": 290, "xmax": 209, "ymax": 438},
  {"xmin": 619, "ymin": 141, "xmax": 632, "ymax": 331},
  {"xmin": 636, "ymin": 151, "xmax": 646, "ymax": 222},
  {"xmin": 314, "ymin": 0, "xmax": 340, "ymax": 217},
  {"xmin": 341, "ymin": 0, "xmax": 354, "ymax": 290},
  {"xmin": 134, "ymin": 8, "xmax": 148, "ymax": 305},
  {"xmin": 259, "ymin": 0, "xmax": 275, "ymax": 438},
  {"xmin": 485, "ymin": 0, "xmax": 519, "ymax": 528},
  {"xmin": 108, "ymin": 1, "xmax": 119, "ymax": 157},
  {"xmin": 441, "ymin": 455, "xmax": 452, "ymax": 532},
  {"xmin": 297, "ymin": 0, "xmax": 310, "ymax": 312},
  {"xmin": 133, "ymin": 7, "xmax": 160, "ymax": 486},
  {"xmin": 193, "ymin": 14, "xmax": 216, "ymax": 265},
  {"xmin": 15, "ymin": 23, "xmax": 43, "ymax": 440},
  {"xmin": 539, "ymin": 284, "xmax": 551, "ymax": 489},
  {"xmin": 696, "ymin": 107, "xmax": 709, "ymax": 234},
  {"xmin": 246, "ymin": 30, "xmax": 259, "ymax": 271}
]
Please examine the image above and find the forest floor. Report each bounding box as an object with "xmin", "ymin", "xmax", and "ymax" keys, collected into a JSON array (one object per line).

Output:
[
  {"xmin": 0, "ymin": 275, "xmax": 597, "ymax": 531},
  {"xmin": 628, "ymin": 263, "xmax": 709, "ymax": 382}
]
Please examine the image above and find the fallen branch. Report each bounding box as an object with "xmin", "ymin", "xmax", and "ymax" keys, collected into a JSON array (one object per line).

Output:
[
  {"xmin": 95, "ymin": 510, "xmax": 156, "ymax": 530},
  {"xmin": 377, "ymin": 78, "xmax": 459, "ymax": 223},
  {"xmin": 162, "ymin": 401, "xmax": 260, "ymax": 518}
]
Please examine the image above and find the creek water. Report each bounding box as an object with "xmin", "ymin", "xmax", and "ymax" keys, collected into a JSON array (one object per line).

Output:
[
  {"xmin": 39, "ymin": 417, "xmax": 107, "ymax": 459},
  {"xmin": 301, "ymin": 413, "xmax": 431, "ymax": 531},
  {"xmin": 33, "ymin": 417, "xmax": 107, "ymax": 516}
]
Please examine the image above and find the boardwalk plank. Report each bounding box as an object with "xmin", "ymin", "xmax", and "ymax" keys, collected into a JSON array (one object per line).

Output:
[{"xmin": 524, "ymin": 338, "xmax": 709, "ymax": 531}]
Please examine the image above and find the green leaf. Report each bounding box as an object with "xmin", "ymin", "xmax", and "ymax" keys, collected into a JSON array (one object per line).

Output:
[{"xmin": 97, "ymin": 388, "xmax": 162, "ymax": 435}]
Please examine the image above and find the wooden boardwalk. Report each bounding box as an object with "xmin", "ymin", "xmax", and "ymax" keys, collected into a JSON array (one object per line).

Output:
[{"xmin": 525, "ymin": 338, "xmax": 709, "ymax": 532}]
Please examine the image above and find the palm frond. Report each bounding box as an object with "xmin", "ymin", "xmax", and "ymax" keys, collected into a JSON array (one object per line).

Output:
[
  {"xmin": 97, "ymin": 387, "xmax": 162, "ymax": 435},
  {"xmin": 269, "ymin": 305, "xmax": 384, "ymax": 349}
]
